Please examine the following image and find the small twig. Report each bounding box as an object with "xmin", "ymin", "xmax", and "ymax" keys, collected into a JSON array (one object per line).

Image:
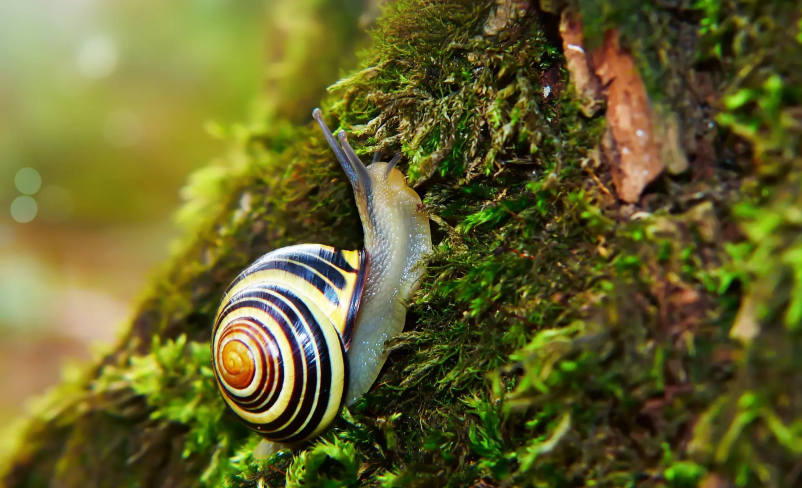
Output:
[
  {"xmin": 589, "ymin": 171, "xmax": 614, "ymax": 199},
  {"xmin": 265, "ymin": 463, "xmax": 286, "ymax": 476}
]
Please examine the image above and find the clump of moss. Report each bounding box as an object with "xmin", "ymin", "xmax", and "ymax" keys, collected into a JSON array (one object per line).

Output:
[{"xmin": 3, "ymin": 0, "xmax": 801, "ymax": 487}]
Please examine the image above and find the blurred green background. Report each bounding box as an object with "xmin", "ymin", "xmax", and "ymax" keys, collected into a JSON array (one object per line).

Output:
[
  {"xmin": 0, "ymin": 0, "xmax": 267, "ymax": 433},
  {"xmin": 0, "ymin": 0, "xmax": 378, "ymax": 451}
]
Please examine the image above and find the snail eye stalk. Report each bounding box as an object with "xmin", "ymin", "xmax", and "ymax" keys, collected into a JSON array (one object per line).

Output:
[
  {"xmin": 385, "ymin": 153, "xmax": 402, "ymax": 177},
  {"xmin": 312, "ymin": 108, "xmax": 371, "ymax": 192}
]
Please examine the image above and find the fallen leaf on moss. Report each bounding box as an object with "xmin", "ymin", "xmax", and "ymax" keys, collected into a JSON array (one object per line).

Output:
[
  {"xmin": 593, "ymin": 30, "xmax": 664, "ymax": 203},
  {"xmin": 557, "ymin": 12, "xmax": 686, "ymax": 202},
  {"xmin": 559, "ymin": 11, "xmax": 603, "ymax": 117}
]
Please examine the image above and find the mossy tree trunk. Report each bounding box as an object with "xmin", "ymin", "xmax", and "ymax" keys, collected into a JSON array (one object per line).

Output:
[{"xmin": 3, "ymin": 0, "xmax": 801, "ymax": 487}]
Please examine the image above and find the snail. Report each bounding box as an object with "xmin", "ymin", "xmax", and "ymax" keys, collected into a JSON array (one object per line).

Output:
[{"xmin": 211, "ymin": 108, "xmax": 432, "ymax": 457}]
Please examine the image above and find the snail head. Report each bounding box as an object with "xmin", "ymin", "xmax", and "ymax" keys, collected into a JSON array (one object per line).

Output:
[{"xmin": 312, "ymin": 108, "xmax": 421, "ymax": 242}]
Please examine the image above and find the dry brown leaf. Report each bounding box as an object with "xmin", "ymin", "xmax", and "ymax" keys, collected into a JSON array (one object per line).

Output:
[
  {"xmin": 593, "ymin": 31, "xmax": 664, "ymax": 203},
  {"xmin": 558, "ymin": 11, "xmax": 691, "ymax": 202},
  {"xmin": 559, "ymin": 11, "xmax": 603, "ymax": 117}
]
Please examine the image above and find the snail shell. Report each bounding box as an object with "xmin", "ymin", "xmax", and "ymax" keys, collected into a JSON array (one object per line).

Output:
[{"xmin": 212, "ymin": 245, "xmax": 366, "ymax": 443}]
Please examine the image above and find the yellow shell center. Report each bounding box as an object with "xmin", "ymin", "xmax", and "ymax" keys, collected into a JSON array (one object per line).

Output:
[{"xmin": 220, "ymin": 340, "xmax": 255, "ymax": 390}]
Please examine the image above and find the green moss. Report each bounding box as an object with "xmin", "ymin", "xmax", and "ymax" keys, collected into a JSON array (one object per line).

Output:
[
  {"xmin": 3, "ymin": 0, "xmax": 801, "ymax": 487},
  {"xmin": 285, "ymin": 438, "xmax": 360, "ymax": 488}
]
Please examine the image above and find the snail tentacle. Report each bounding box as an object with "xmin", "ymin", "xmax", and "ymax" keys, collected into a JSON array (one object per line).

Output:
[
  {"xmin": 385, "ymin": 153, "xmax": 402, "ymax": 177},
  {"xmin": 312, "ymin": 108, "xmax": 371, "ymax": 192},
  {"xmin": 336, "ymin": 130, "xmax": 364, "ymax": 173}
]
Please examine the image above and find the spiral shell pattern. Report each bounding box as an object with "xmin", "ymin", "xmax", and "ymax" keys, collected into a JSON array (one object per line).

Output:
[{"xmin": 212, "ymin": 244, "xmax": 367, "ymax": 443}]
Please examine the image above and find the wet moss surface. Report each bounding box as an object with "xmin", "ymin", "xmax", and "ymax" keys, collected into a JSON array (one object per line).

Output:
[{"xmin": 2, "ymin": 0, "xmax": 801, "ymax": 486}]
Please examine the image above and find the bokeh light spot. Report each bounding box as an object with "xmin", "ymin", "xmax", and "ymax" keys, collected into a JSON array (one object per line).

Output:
[
  {"xmin": 10, "ymin": 196, "xmax": 38, "ymax": 223},
  {"xmin": 76, "ymin": 35, "xmax": 118, "ymax": 80},
  {"xmin": 15, "ymin": 167, "xmax": 42, "ymax": 195}
]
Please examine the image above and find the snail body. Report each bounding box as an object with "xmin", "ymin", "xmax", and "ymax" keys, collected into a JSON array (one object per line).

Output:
[{"xmin": 212, "ymin": 109, "xmax": 432, "ymax": 454}]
